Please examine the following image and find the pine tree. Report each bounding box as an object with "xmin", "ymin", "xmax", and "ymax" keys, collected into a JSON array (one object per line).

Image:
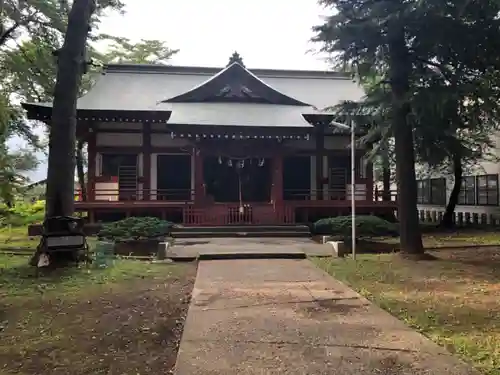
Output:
[{"xmin": 313, "ymin": 0, "xmax": 500, "ymax": 257}]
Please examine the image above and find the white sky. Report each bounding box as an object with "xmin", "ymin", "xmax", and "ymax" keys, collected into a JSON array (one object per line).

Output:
[
  {"xmin": 98, "ymin": 0, "xmax": 330, "ymax": 70},
  {"xmin": 20, "ymin": 0, "xmax": 332, "ymax": 181}
]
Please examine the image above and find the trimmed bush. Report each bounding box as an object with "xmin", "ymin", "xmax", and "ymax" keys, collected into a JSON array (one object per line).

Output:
[
  {"xmin": 97, "ymin": 217, "xmax": 174, "ymax": 242},
  {"xmin": 313, "ymin": 215, "xmax": 399, "ymax": 237}
]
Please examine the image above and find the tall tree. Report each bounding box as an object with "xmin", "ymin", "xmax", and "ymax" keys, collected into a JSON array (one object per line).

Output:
[
  {"xmin": 45, "ymin": 0, "xmax": 96, "ymax": 218},
  {"xmin": 1, "ymin": 2, "xmax": 178, "ymax": 202},
  {"xmin": 313, "ymin": 0, "xmax": 500, "ymax": 258},
  {"xmin": 99, "ymin": 35, "xmax": 179, "ymax": 64}
]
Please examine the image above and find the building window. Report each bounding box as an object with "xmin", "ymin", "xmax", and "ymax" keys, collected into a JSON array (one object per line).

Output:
[
  {"xmin": 417, "ymin": 179, "xmax": 430, "ymax": 204},
  {"xmin": 458, "ymin": 176, "xmax": 476, "ymax": 205},
  {"xmin": 477, "ymin": 174, "xmax": 499, "ymax": 206},
  {"xmin": 101, "ymin": 154, "xmax": 137, "ymax": 177},
  {"xmin": 417, "ymin": 178, "xmax": 446, "ymax": 205},
  {"xmin": 430, "ymin": 178, "xmax": 446, "ymax": 205}
]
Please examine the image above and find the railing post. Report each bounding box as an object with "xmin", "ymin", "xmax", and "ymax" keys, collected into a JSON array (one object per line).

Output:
[{"xmin": 193, "ymin": 148, "xmax": 204, "ymax": 205}]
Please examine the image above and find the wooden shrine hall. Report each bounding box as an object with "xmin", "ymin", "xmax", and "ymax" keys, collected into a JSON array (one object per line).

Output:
[{"xmin": 23, "ymin": 53, "xmax": 397, "ymax": 226}]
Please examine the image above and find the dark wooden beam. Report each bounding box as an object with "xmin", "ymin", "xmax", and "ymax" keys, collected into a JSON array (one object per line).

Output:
[
  {"xmin": 315, "ymin": 125, "xmax": 325, "ymax": 200},
  {"xmin": 142, "ymin": 123, "xmax": 152, "ymax": 200},
  {"xmin": 95, "ymin": 146, "xmax": 191, "ymax": 154}
]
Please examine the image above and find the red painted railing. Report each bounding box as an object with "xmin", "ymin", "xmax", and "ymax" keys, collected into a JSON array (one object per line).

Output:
[
  {"xmin": 181, "ymin": 204, "xmax": 296, "ymax": 226},
  {"xmin": 75, "ymin": 187, "xmax": 398, "ymax": 203}
]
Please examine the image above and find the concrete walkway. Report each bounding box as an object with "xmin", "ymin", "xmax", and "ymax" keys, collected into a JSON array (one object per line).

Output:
[
  {"xmin": 169, "ymin": 238, "xmax": 331, "ymax": 260},
  {"xmin": 174, "ymin": 259, "xmax": 478, "ymax": 375}
]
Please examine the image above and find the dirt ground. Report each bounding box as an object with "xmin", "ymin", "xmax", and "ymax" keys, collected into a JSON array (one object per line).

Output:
[{"xmin": 0, "ymin": 256, "xmax": 196, "ymax": 375}]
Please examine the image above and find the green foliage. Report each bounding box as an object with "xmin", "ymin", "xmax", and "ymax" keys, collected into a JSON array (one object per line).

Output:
[
  {"xmin": 0, "ymin": 200, "xmax": 45, "ymax": 227},
  {"xmin": 313, "ymin": 215, "xmax": 398, "ymax": 238},
  {"xmin": 98, "ymin": 35, "xmax": 179, "ymax": 65},
  {"xmin": 98, "ymin": 217, "xmax": 174, "ymax": 242}
]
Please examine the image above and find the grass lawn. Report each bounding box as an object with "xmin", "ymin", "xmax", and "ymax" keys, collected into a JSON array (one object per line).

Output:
[
  {"xmin": 0, "ymin": 226, "xmax": 38, "ymax": 251},
  {"xmin": 314, "ymin": 248, "xmax": 500, "ymax": 375},
  {"xmin": 0, "ymin": 254, "xmax": 196, "ymax": 375}
]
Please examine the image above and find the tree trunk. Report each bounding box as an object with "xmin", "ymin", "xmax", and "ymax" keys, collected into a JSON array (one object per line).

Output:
[
  {"xmin": 44, "ymin": 0, "xmax": 94, "ymax": 218},
  {"xmin": 33, "ymin": 0, "xmax": 95, "ymax": 267},
  {"xmin": 440, "ymin": 153, "xmax": 462, "ymax": 228},
  {"xmin": 76, "ymin": 139, "xmax": 87, "ymax": 201},
  {"xmin": 388, "ymin": 27, "xmax": 425, "ymax": 257},
  {"xmin": 381, "ymin": 143, "xmax": 391, "ymax": 201}
]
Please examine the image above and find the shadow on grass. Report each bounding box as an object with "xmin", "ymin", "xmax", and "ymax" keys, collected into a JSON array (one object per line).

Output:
[
  {"xmin": 429, "ymin": 248, "xmax": 500, "ymax": 283},
  {"xmin": 313, "ymin": 254, "xmax": 500, "ymax": 374}
]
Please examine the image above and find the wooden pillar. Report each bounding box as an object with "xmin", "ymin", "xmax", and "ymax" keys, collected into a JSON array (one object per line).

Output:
[
  {"xmin": 271, "ymin": 155, "xmax": 284, "ymax": 204},
  {"xmin": 194, "ymin": 147, "xmax": 204, "ymax": 205},
  {"xmin": 365, "ymin": 143, "xmax": 374, "ymax": 201},
  {"xmin": 270, "ymin": 155, "xmax": 284, "ymax": 224},
  {"xmin": 366, "ymin": 161, "xmax": 374, "ymax": 201},
  {"xmin": 142, "ymin": 123, "xmax": 151, "ymax": 200},
  {"xmin": 86, "ymin": 130, "xmax": 96, "ymax": 201},
  {"xmin": 315, "ymin": 125, "xmax": 324, "ymax": 200}
]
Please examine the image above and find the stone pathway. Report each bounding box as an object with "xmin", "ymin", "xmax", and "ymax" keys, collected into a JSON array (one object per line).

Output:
[
  {"xmin": 168, "ymin": 237, "xmax": 332, "ymax": 260},
  {"xmin": 174, "ymin": 259, "xmax": 478, "ymax": 374}
]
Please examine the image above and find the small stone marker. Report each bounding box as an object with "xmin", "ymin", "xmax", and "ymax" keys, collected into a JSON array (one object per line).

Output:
[
  {"xmin": 326, "ymin": 241, "xmax": 346, "ymax": 258},
  {"xmin": 156, "ymin": 241, "xmax": 170, "ymax": 260}
]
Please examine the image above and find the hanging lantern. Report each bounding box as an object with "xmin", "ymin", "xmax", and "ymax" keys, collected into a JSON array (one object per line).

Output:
[
  {"xmin": 218, "ymin": 156, "xmax": 222, "ymax": 164},
  {"xmin": 228, "ymin": 159, "xmax": 233, "ymax": 167}
]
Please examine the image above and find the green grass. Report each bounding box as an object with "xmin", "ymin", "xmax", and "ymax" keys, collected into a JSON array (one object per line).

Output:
[
  {"xmin": 0, "ymin": 225, "xmax": 37, "ymax": 250},
  {"xmin": 0, "ymin": 254, "xmax": 196, "ymax": 374},
  {"xmin": 0, "ymin": 254, "xmax": 183, "ymax": 299},
  {"xmin": 314, "ymin": 250, "xmax": 500, "ymax": 375}
]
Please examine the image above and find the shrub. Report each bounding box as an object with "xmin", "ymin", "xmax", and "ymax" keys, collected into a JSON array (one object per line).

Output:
[
  {"xmin": 313, "ymin": 215, "xmax": 399, "ymax": 238},
  {"xmin": 97, "ymin": 217, "xmax": 174, "ymax": 242},
  {"xmin": 0, "ymin": 201, "xmax": 46, "ymax": 227}
]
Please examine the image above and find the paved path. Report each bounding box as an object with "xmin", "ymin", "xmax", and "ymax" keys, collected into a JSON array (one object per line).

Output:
[
  {"xmin": 174, "ymin": 259, "xmax": 478, "ymax": 374},
  {"xmin": 169, "ymin": 238, "xmax": 331, "ymax": 259}
]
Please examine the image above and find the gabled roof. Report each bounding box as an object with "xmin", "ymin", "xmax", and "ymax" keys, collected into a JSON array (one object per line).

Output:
[{"xmin": 162, "ymin": 62, "xmax": 311, "ymax": 106}]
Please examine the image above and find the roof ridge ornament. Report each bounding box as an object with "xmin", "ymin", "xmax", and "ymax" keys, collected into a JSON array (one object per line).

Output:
[{"xmin": 228, "ymin": 51, "xmax": 244, "ymax": 67}]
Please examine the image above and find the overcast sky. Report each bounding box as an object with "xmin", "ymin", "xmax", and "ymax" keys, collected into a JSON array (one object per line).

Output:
[{"xmin": 19, "ymin": 0, "xmax": 332, "ymax": 181}]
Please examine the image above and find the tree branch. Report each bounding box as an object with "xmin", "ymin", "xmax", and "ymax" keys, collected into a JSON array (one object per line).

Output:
[{"xmin": 0, "ymin": 22, "xmax": 20, "ymax": 47}]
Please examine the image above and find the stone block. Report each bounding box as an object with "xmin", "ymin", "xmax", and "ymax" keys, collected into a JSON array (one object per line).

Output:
[
  {"xmin": 157, "ymin": 241, "xmax": 170, "ymax": 260},
  {"xmin": 326, "ymin": 241, "xmax": 346, "ymax": 258}
]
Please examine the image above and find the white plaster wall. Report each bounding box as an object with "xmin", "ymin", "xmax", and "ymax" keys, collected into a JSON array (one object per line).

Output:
[
  {"xmin": 95, "ymin": 182, "xmax": 118, "ymax": 201},
  {"xmin": 151, "ymin": 153, "xmax": 158, "ymax": 200},
  {"xmin": 150, "ymin": 134, "xmax": 192, "ymax": 148},
  {"xmin": 97, "ymin": 122, "xmax": 143, "ymax": 130},
  {"xmin": 346, "ymin": 184, "xmax": 367, "ymax": 201},
  {"xmin": 96, "ymin": 132, "xmax": 143, "ymax": 146},
  {"xmin": 415, "ymin": 132, "xmax": 500, "ymax": 215}
]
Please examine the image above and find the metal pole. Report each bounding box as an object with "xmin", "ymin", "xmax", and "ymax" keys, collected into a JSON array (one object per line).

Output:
[{"xmin": 350, "ymin": 117, "xmax": 356, "ymax": 260}]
